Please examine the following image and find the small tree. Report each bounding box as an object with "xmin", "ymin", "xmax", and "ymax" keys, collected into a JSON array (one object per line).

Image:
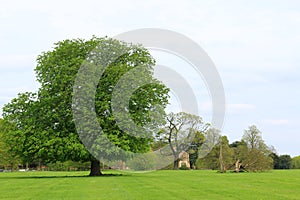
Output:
[
  {"xmin": 269, "ymin": 152, "xmax": 280, "ymax": 169},
  {"xmin": 197, "ymin": 134, "xmax": 233, "ymax": 172},
  {"xmin": 218, "ymin": 136, "xmax": 234, "ymax": 173},
  {"xmin": 292, "ymin": 156, "xmax": 300, "ymax": 169},
  {"xmin": 240, "ymin": 125, "xmax": 273, "ymax": 172},
  {"xmin": 277, "ymin": 155, "xmax": 292, "ymax": 169},
  {"xmin": 196, "ymin": 128, "xmax": 220, "ymax": 170},
  {"xmin": 188, "ymin": 131, "xmax": 205, "ymax": 169}
]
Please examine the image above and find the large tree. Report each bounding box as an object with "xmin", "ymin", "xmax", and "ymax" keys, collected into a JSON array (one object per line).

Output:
[{"xmin": 2, "ymin": 37, "xmax": 169, "ymax": 176}]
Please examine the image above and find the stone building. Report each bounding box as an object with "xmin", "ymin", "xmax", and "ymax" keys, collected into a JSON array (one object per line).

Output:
[{"xmin": 178, "ymin": 151, "xmax": 190, "ymax": 169}]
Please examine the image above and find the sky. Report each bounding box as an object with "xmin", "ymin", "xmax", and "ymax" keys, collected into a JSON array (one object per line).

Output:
[{"xmin": 0, "ymin": 0, "xmax": 299, "ymax": 156}]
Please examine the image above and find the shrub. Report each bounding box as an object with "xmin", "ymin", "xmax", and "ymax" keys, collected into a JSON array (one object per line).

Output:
[{"xmin": 179, "ymin": 163, "xmax": 189, "ymax": 170}]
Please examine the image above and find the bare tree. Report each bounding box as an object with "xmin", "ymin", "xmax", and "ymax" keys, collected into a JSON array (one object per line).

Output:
[
  {"xmin": 242, "ymin": 125, "xmax": 263, "ymax": 150},
  {"xmin": 159, "ymin": 112, "xmax": 207, "ymax": 169}
]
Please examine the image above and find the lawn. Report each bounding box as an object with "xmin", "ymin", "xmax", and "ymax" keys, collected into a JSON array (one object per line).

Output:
[{"xmin": 0, "ymin": 170, "xmax": 299, "ymax": 200}]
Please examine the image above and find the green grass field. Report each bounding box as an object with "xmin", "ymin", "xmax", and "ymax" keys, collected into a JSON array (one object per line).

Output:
[{"xmin": 0, "ymin": 170, "xmax": 299, "ymax": 200}]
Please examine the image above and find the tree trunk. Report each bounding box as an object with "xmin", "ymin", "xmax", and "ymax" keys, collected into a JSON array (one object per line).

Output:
[
  {"xmin": 89, "ymin": 160, "xmax": 102, "ymax": 176},
  {"xmin": 235, "ymin": 160, "xmax": 241, "ymax": 173},
  {"xmin": 174, "ymin": 159, "xmax": 179, "ymax": 170},
  {"xmin": 219, "ymin": 143, "xmax": 225, "ymax": 173},
  {"xmin": 121, "ymin": 161, "xmax": 126, "ymax": 170}
]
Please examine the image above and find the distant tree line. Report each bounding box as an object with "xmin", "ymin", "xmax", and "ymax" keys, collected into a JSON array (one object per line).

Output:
[{"xmin": 152, "ymin": 114, "xmax": 298, "ymax": 172}]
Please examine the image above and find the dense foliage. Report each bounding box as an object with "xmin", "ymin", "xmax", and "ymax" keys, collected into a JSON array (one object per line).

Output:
[{"xmin": 1, "ymin": 37, "xmax": 169, "ymax": 175}]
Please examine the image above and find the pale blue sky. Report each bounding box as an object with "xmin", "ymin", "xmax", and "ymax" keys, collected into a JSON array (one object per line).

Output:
[{"xmin": 0, "ymin": 0, "xmax": 299, "ymax": 156}]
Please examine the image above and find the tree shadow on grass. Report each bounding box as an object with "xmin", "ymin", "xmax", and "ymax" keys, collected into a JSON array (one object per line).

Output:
[{"xmin": 0, "ymin": 173, "xmax": 128, "ymax": 180}]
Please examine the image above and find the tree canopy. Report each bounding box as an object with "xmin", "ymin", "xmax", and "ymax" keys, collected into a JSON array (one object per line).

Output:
[{"xmin": 2, "ymin": 37, "xmax": 169, "ymax": 175}]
